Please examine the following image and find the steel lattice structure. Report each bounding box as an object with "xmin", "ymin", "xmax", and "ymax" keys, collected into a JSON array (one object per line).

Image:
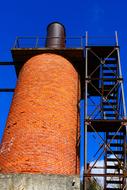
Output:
[{"xmin": 84, "ymin": 32, "xmax": 127, "ymax": 190}]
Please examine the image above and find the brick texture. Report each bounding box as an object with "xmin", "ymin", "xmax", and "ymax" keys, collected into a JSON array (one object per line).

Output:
[{"xmin": 0, "ymin": 53, "xmax": 80, "ymax": 175}]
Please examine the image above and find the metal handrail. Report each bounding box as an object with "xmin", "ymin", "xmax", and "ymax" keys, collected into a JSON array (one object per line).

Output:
[
  {"xmin": 85, "ymin": 32, "xmax": 118, "ymax": 46},
  {"xmin": 13, "ymin": 36, "xmax": 85, "ymax": 48},
  {"xmin": 13, "ymin": 35, "xmax": 118, "ymax": 49}
]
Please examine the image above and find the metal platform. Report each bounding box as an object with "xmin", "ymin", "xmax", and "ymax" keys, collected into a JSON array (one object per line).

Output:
[
  {"xmin": 11, "ymin": 48, "xmax": 85, "ymax": 77},
  {"xmin": 86, "ymin": 119, "xmax": 127, "ymax": 132}
]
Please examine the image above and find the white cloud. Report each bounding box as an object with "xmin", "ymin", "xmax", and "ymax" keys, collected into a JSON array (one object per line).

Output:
[{"xmin": 90, "ymin": 159, "xmax": 104, "ymax": 187}]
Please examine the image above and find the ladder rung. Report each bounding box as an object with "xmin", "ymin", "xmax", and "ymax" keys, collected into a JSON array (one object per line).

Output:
[
  {"xmin": 105, "ymin": 60, "xmax": 117, "ymax": 64},
  {"xmin": 104, "ymin": 114, "xmax": 117, "ymax": 117},
  {"xmin": 107, "ymin": 150, "xmax": 124, "ymax": 154},
  {"xmin": 103, "ymin": 108, "xmax": 114, "ymax": 111},
  {"xmin": 107, "ymin": 135, "xmax": 124, "ymax": 139},
  {"xmin": 110, "ymin": 143, "xmax": 123, "ymax": 147},
  {"xmin": 103, "ymin": 65, "xmax": 117, "ymax": 68},
  {"xmin": 103, "ymin": 78, "xmax": 117, "ymax": 81},
  {"xmin": 103, "ymin": 102, "xmax": 117, "ymax": 105},
  {"xmin": 103, "ymin": 67, "xmax": 117, "ymax": 71},
  {"xmin": 103, "ymin": 73, "xmax": 116, "ymax": 76},
  {"xmin": 106, "ymin": 180, "xmax": 123, "ymax": 184},
  {"xmin": 106, "ymin": 172, "xmax": 123, "ymax": 175},
  {"xmin": 107, "ymin": 158, "xmax": 124, "ymax": 162},
  {"xmin": 106, "ymin": 165, "xmax": 122, "ymax": 169}
]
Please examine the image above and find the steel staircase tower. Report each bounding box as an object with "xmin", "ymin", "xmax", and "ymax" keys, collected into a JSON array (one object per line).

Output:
[{"xmin": 84, "ymin": 32, "xmax": 127, "ymax": 190}]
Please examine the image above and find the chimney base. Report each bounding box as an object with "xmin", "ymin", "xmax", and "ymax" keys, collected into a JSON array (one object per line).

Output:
[{"xmin": 0, "ymin": 174, "xmax": 80, "ymax": 190}]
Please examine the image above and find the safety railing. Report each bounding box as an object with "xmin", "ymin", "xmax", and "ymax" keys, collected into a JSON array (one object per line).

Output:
[
  {"xmin": 85, "ymin": 33, "xmax": 118, "ymax": 46},
  {"xmin": 13, "ymin": 34, "xmax": 118, "ymax": 49},
  {"xmin": 13, "ymin": 36, "xmax": 85, "ymax": 48}
]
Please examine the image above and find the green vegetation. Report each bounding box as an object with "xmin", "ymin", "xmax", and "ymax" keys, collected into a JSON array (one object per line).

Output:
[
  {"xmin": 80, "ymin": 178, "xmax": 102, "ymax": 190},
  {"xmin": 87, "ymin": 179, "xmax": 102, "ymax": 190}
]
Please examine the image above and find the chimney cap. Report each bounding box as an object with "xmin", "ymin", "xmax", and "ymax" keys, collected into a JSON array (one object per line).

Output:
[{"xmin": 47, "ymin": 21, "xmax": 66, "ymax": 33}]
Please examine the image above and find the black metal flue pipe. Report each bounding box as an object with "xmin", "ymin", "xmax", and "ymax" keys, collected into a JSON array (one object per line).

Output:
[{"xmin": 45, "ymin": 22, "xmax": 66, "ymax": 48}]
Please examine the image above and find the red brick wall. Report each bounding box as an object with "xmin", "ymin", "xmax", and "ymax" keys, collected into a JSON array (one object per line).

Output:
[{"xmin": 0, "ymin": 53, "xmax": 80, "ymax": 175}]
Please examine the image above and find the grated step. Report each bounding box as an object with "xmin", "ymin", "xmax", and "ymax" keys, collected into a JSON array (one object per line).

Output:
[
  {"xmin": 110, "ymin": 143, "xmax": 123, "ymax": 147},
  {"xmin": 106, "ymin": 165, "xmax": 123, "ymax": 169},
  {"xmin": 107, "ymin": 158, "xmax": 124, "ymax": 162},
  {"xmin": 107, "ymin": 150, "xmax": 124, "ymax": 154},
  {"xmin": 105, "ymin": 60, "xmax": 117, "ymax": 64},
  {"xmin": 106, "ymin": 180, "xmax": 123, "ymax": 184},
  {"xmin": 103, "ymin": 73, "xmax": 116, "ymax": 76},
  {"xmin": 102, "ymin": 67, "xmax": 117, "ymax": 71},
  {"xmin": 104, "ymin": 114, "xmax": 117, "ymax": 117},
  {"xmin": 103, "ymin": 108, "xmax": 115, "ymax": 111},
  {"xmin": 107, "ymin": 135, "xmax": 124, "ymax": 139},
  {"xmin": 103, "ymin": 65, "xmax": 117, "ymax": 68},
  {"xmin": 103, "ymin": 78, "xmax": 117, "ymax": 81},
  {"xmin": 103, "ymin": 102, "xmax": 117, "ymax": 105}
]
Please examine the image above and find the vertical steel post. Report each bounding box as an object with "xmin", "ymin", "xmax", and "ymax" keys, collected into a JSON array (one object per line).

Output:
[
  {"xmin": 115, "ymin": 31, "xmax": 119, "ymax": 46},
  {"xmin": 115, "ymin": 32, "xmax": 126, "ymax": 117},
  {"xmin": 80, "ymin": 100, "xmax": 85, "ymax": 189},
  {"xmin": 116, "ymin": 31, "xmax": 127, "ymax": 189},
  {"xmin": 117, "ymin": 48, "xmax": 127, "ymax": 118},
  {"xmin": 84, "ymin": 32, "xmax": 88, "ymax": 190}
]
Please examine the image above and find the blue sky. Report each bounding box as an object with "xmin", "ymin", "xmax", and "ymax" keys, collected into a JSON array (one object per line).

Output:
[
  {"xmin": 0, "ymin": 0, "xmax": 127, "ymax": 164},
  {"xmin": 1, "ymin": 0, "xmax": 127, "ymax": 60}
]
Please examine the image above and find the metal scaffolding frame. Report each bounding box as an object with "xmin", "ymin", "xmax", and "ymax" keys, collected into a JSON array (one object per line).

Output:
[{"xmin": 84, "ymin": 32, "xmax": 127, "ymax": 190}]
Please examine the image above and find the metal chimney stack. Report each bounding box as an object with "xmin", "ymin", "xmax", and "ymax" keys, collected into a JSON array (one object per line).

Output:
[{"xmin": 45, "ymin": 22, "xmax": 66, "ymax": 48}]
